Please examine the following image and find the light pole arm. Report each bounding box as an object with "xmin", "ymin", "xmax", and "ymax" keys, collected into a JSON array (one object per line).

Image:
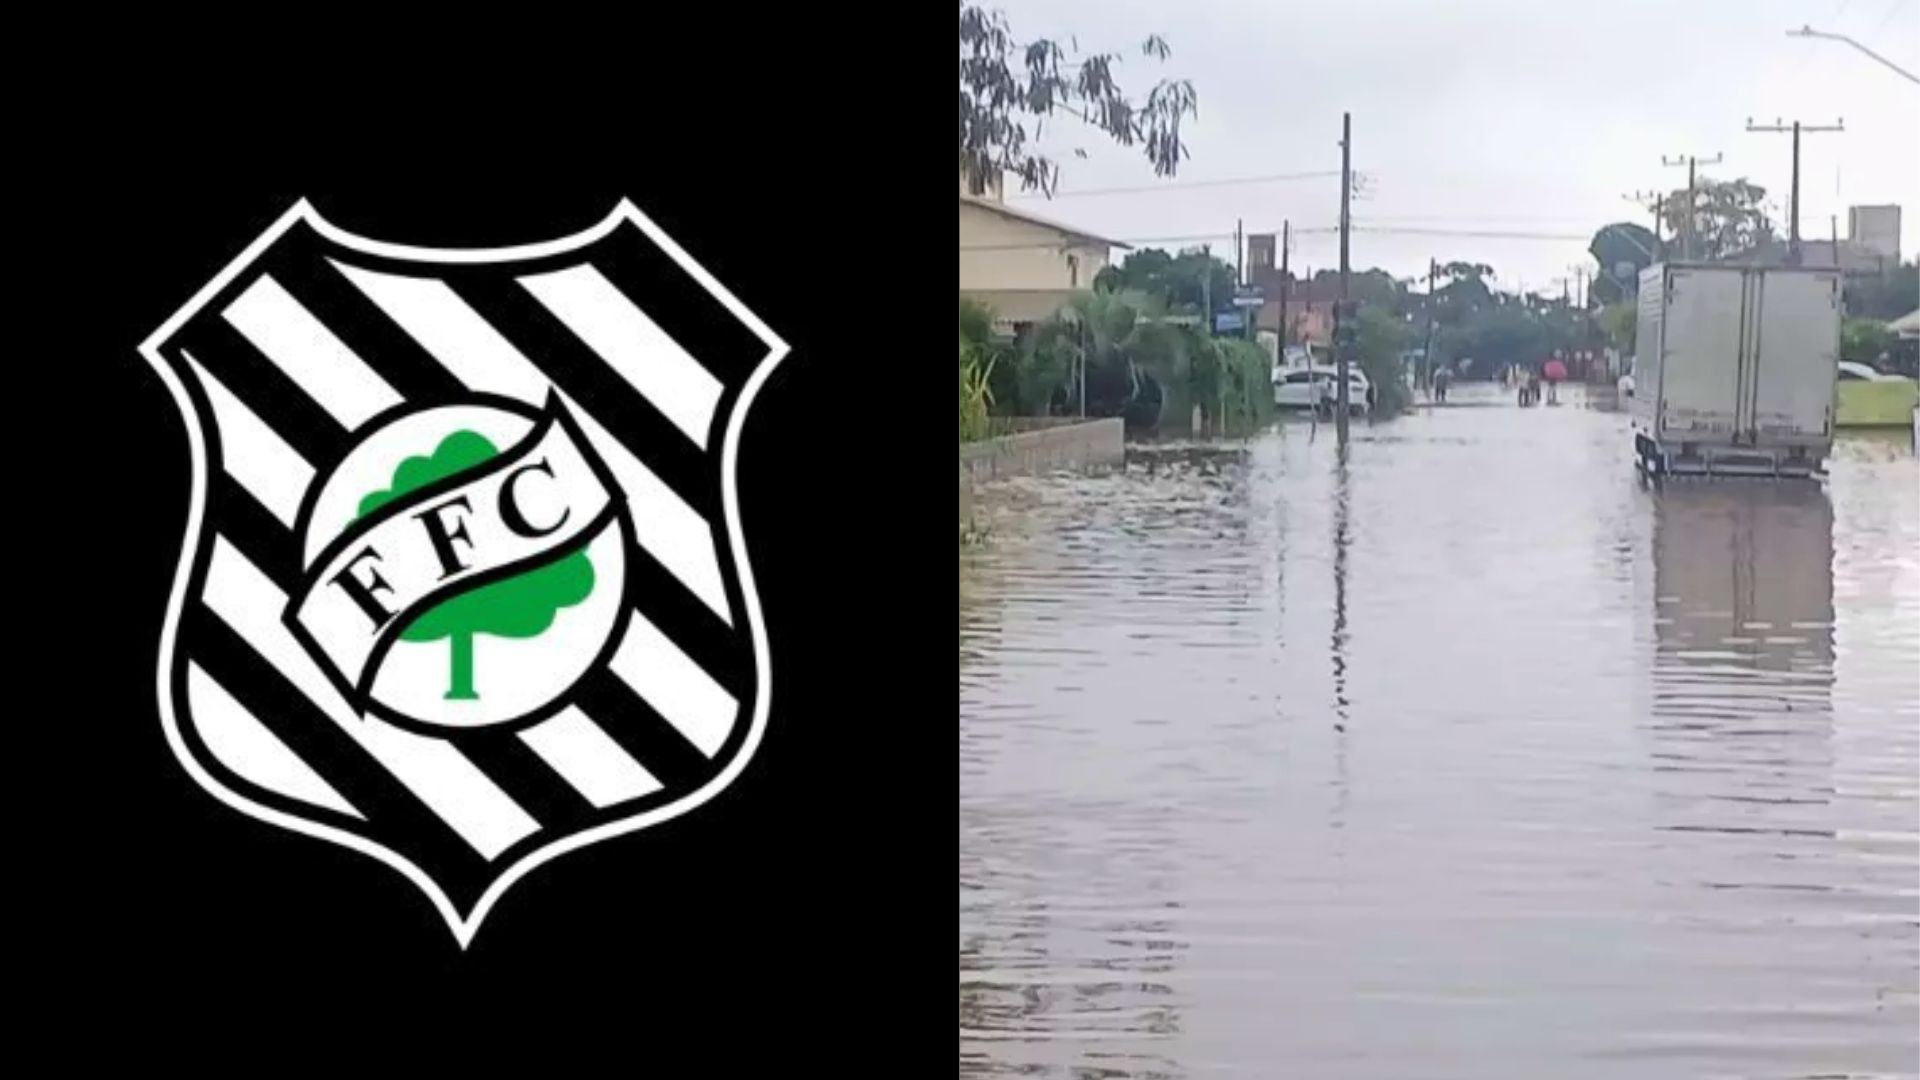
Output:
[{"xmin": 1789, "ymin": 26, "xmax": 1920, "ymax": 86}]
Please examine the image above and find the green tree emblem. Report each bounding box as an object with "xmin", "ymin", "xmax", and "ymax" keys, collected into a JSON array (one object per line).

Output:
[{"xmin": 357, "ymin": 430, "xmax": 595, "ymax": 701}]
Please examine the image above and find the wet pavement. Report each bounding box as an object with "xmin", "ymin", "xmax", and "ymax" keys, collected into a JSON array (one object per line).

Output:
[{"xmin": 960, "ymin": 383, "xmax": 1920, "ymax": 1078}]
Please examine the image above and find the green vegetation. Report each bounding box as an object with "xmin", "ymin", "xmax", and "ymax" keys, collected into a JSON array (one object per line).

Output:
[
  {"xmin": 1095, "ymin": 248, "xmax": 1237, "ymax": 318},
  {"xmin": 1597, "ymin": 302, "xmax": 1637, "ymax": 353},
  {"xmin": 1656, "ymin": 177, "xmax": 1775, "ymax": 261},
  {"xmin": 1354, "ymin": 307, "xmax": 1415, "ymax": 415},
  {"xmin": 959, "ymin": 4, "xmax": 1196, "ymax": 195},
  {"xmin": 1840, "ymin": 318, "xmax": 1896, "ymax": 367},
  {"xmin": 1844, "ymin": 261, "xmax": 1918, "ymax": 322},
  {"xmin": 358, "ymin": 431, "xmax": 594, "ymax": 700},
  {"xmin": 961, "ymin": 291, "xmax": 1275, "ymax": 437}
]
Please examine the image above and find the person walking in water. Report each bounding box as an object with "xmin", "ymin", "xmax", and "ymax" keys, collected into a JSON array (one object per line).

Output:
[{"xmin": 1432, "ymin": 365, "xmax": 1452, "ymax": 404}]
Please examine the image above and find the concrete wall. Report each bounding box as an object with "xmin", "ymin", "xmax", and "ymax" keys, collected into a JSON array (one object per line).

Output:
[
  {"xmin": 960, "ymin": 417, "xmax": 1124, "ymax": 483},
  {"xmin": 960, "ymin": 418, "xmax": 1125, "ymax": 535}
]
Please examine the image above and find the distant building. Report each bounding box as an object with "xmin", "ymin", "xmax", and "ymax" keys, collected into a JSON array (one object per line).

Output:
[
  {"xmin": 1720, "ymin": 237, "xmax": 1892, "ymax": 276},
  {"xmin": 1244, "ymin": 267, "xmax": 1336, "ymax": 345},
  {"xmin": 1847, "ymin": 204, "xmax": 1902, "ymax": 263},
  {"xmin": 959, "ymin": 169, "xmax": 1130, "ymax": 326}
]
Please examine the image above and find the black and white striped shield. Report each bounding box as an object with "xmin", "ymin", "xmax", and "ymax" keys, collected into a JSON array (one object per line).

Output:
[{"xmin": 140, "ymin": 200, "xmax": 786, "ymax": 944}]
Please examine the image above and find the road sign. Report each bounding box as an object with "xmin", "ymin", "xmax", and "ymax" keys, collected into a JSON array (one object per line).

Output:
[
  {"xmin": 1231, "ymin": 289, "xmax": 1264, "ymax": 308},
  {"xmin": 1214, "ymin": 311, "xmax": 1245, "ymax": 332}
]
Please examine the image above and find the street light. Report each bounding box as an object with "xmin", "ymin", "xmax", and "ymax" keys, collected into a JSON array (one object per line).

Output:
[{"xmin": 1787, "ymin": 25, "xmax": 1920, "ymax": 86}]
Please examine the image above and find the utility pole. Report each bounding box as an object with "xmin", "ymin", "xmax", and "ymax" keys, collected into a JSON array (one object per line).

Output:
[
  {"xmin": 1236, "ymin": 218, "xmax": 1245, "ymax": 286},
  {"xmin": 1279, "ymin": 220, "xmax": 1291, "ymax": 351},
  {"xmin": 1747, "ymin": 117, "xmax": 1844, "ymax": 265},
  {"xmin": 1336, "ymin": 112, "xmax": 1352, "ymax": 443},
  {"xmin": 1661, "ymin": 152, "xmax": 1722, "ymax": 260},
  {"xmin": 1422, "ymin": 258, "xmax": 1437, "ymax": 398},
  {"xmin": 1201, "ymin": 242, "xmax": 1213, "ymax": 339}
]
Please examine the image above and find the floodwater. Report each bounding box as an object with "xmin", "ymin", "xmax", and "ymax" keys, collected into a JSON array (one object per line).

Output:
[{"xmin": 959, "ymin": 383, "xmax": 1920, "ymax": 1079}]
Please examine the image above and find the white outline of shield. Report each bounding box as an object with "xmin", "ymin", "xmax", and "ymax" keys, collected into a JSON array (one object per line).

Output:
[{"xmin": 139, "ymin": 198, "xmax": 788, "ymax": 947}]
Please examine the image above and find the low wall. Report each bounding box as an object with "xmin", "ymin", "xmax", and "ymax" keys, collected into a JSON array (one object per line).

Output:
[
  {"xmin": 960, "ymin": 418, "xmax": 1125, "ymax": 537},
  {"xmin": 960, "ymin": 417, "xmax": 1125, "ymax": 484}
]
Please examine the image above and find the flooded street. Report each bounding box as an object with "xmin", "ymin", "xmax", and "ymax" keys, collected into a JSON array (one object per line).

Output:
[{"xmin": 960, "ymin": 385, "xmax": 1920, "ymax": 1078}]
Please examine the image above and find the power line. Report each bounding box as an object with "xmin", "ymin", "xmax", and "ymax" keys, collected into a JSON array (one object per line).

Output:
[
  {"xmin": 1006, "ymin": 170, "xmax": 1342, "ymax": 199},
  {"xmin": 961, "ymin": 222, "xmax": 1592, "ymax": 252},
  {"xmin": 1352, "ymin": 224, "xmax": 1591, "ymax": 240},
  {"xmin": 1870, "ymin": 0, "xmax": 1909, "ymax": 34}
]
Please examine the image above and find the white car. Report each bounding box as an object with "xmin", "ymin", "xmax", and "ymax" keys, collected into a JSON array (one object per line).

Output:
[
  {"xmin": 1838, "ymin": 360, "xmax": 1900, "ymax": 382},
  {"xmin": 1273, "ymin": 367, "xmax": 1370, "ymax": 415}
]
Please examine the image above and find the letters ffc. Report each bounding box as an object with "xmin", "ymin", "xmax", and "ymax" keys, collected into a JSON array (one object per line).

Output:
[{"xmin": 288, "ymin": 398, "xmax": 618, "ymax": 703}]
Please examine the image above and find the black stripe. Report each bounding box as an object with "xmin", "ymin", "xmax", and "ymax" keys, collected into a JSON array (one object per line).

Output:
[
  {"xmin": 212, "ymin": 490, "xmax": 594, "ymax": 857},
  {"xmin": 586, "ymin": 221, "xmax": 770, "ymax": 383},
  {"xmin": 445, "ymin": 275, "xmax": 722, "ymax": 522},
  {"xmin": 211, "ymin": 474, "xmax": 304, "ymax": 587},
  {"xmin": 571, "ymin": 671, "xmax": 714, "ymax": 792},
  {"xmin": 622, "ymin": 533, "xmax": 750, "ymax": 699},
  {"xmin": 184, "ymin": 605, "xmax": 491, "ymax": 900},
  {"xmin": 265, "ymin": 229, "xmax": 468, "ymax": 406},
  {"xmin": 176, "ymin": 317, "xmax": 350, "ymax": 467},
  {"xmin": 456, "ymin": 728, "xmax": 596, "ymax": 823}
]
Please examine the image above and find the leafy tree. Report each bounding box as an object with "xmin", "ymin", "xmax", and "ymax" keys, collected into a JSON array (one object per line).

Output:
[
  {"xmin": 1430, "ymin": 261, "xmax": 1496, "ymax": 326},
  {"xmin": 1840, "ymin": 318, "xmax": 1896, "ymax": 367},
  {"xmin": 960, "ymin": 4, "xmax": 1197, "ymax": 196},
  {"xmin": 1660, "ymin": 177, "xmax": 1774, "ymax": 261},
  {"xmin": 1843, "ymin": 261, "xmax": 1918, "ymax": 321},
  {"xmin": 1588, "ymin": 222, "xmax": 1658, "ymax": 303},
  {"xmin": 1355, "ymin": 306, "xmax": 1415, "ymax": 414},
  {"xmin": 359, "ymin": 431, "xmax": 595, "ymax": 701},
  {"xmin": 1096, "ymin": 246, "xmax": 1235, "ymax": 313},
  {"xmin": 1186, "ymin": 335, "xmax": 1270, "ymax": 432},
  {"xmin": 1308, "ymin": 268, "xmax": 1408, "ymax": 315},
  {"xmin": 1597, "ymin": 302, "xmax": 1637, "ymax": 353}
]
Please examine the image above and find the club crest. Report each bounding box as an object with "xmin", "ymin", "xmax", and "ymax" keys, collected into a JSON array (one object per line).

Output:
[{"xmin": 139, "ymin": 200, "xmax": 787, "ymax": 945}]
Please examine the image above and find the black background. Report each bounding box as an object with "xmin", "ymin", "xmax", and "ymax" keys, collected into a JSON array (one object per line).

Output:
[{"xmin": 20, "ymin": 17, "xmax": 949, "ymax": 1059}]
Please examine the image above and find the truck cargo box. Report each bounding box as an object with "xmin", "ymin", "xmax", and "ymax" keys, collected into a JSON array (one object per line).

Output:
[{"xmin": 1632, "ymin": 262, "xmax": 1840, "ymax": 479}]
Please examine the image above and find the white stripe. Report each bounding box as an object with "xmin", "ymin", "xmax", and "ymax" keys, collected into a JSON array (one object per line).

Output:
[
  {"xmin": 202, "ymin": 537, "xmax": 539, "ymax": 859},
  {"xmin": 518, "ymin": 707, "xmax": 663, "ymax": 808},
  {"xmin": 187, "ymin": 662, "xmax": 362, "ymax": 820},
  {"xmin": 330, "ymin": 262, "xmax": 732, "ymax": 624},
  {"xmin": 182, "ymin": 351, "xmax": 313, "ymax": 529},
  {"xmin": 607, "ymin": 608, "xmax": 739, "ymax": 758},
  {"xmin": 223, "ymin": 274, "xmax": 402, "ymax": 428},
  {"xmin": 518, "ymin": 264, "xmax": 723, "ymax": 449}
]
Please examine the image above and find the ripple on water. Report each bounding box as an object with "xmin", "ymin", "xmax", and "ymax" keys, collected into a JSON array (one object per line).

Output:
[{"xmin": 962, "ymin": 393, "xmax": 1918, "ymax": 1078}]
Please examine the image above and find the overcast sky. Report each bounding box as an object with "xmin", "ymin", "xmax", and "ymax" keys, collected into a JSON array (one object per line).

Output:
[{"xmin": 997, "ymin": 0, "xmax": 1920, "ymax": 295}]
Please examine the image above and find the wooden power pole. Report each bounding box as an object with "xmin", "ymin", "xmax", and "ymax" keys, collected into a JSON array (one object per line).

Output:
[
  {"xmin": 1746, "ymin": 117, "xmax": 1844, "ymax": 265},
  {"xmin": 1336, "ymin": 112, "xmax": 1352, "ymax": 443},
  {"xmin": 1661, "ymin": 152, "xmax": 1722, "ymax": 260}
]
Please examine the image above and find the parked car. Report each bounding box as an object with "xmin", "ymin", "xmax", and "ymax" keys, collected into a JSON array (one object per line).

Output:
[
  {"xmin": 1838, "ymin": 360, "xmax": 1900, "ymax": 382},
  {"xmin": 1273, "ymin": 366, "xmax": 1370, "ymax": 416}
]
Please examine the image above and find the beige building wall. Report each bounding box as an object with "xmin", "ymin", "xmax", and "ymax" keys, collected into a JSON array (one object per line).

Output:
[{"xmin": 959, "ymin": 202, "xmax": 1110, "ymax": 292}]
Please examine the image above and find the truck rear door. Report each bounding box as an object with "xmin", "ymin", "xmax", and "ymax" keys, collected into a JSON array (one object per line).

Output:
[
  {"xmin": 1659, "ymin": 267, "xmax": 1745, "ymax": 443},
  {"xmin": 1747, "ymin": 269, "xmax": 1839, "ymax": 445}
]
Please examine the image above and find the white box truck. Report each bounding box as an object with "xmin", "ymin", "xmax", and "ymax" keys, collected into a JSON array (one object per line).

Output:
[{"xmin": 1631, "ymin": 262, "xmax": 1841, "ymax": 479}]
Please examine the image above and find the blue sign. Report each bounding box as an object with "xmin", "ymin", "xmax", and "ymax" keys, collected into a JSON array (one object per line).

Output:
[{"xmin": 1214, "ymin": 312, "xmax": 1245, "ymax": 333}]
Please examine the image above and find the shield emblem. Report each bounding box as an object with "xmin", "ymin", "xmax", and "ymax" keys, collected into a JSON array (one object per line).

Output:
[{"xmin": 140, "ymin": 199, "xmax": 786, "ymax": 945}]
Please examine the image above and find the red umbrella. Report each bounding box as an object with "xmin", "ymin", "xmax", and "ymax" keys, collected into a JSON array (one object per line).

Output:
[{"xmin": 1543, "ymin": 359, "xmax": 1568, "ymax": 382}]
